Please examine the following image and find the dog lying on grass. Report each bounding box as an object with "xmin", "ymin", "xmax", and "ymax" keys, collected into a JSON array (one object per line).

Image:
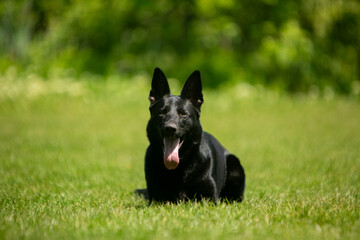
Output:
[{"xmin": 137, "ymin": 68, "xmax": 245, "ymax": 203}]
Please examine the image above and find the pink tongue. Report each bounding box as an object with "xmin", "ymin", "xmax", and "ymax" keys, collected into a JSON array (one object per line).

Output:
[{"xmin": 163, "ymin": 138, "xmax": 180, "ymax": 170}]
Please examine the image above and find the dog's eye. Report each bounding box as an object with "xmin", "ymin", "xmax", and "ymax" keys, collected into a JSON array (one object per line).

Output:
[{"xmin": 179, "ymin": 111, "xmax": 188, "ymax": 118}]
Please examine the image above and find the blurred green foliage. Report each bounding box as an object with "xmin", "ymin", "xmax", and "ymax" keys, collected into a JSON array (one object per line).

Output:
[{"xmin": 0, "ymin": 0, "xmax": 359, "ymax": 93}]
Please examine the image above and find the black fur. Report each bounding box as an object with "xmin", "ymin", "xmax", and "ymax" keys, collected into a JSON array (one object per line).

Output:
[{"xmin": 138, "ymin": 68, "xmax": 245, "ymax": 203}]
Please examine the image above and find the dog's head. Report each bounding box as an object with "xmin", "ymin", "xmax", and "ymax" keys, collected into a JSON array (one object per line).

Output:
[{"xmin": 147, "ymin": 67, "xmax": 204, "ymax": 170}]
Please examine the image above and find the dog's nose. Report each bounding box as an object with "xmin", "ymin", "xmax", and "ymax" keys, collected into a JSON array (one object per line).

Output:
[{"xmin": 164, "ymin": 123, "xmax": 177, "ymax": 135}]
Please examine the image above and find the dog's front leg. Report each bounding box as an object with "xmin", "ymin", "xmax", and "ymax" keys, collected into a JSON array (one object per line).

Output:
[{"xmin": 184, "ymin": 178, "xmax": 218, "ymax": 202}]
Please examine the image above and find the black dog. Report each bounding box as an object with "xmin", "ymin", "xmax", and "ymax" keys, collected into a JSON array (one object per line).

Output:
[{"xmin": 138, "ymin": 68, "xmax": 245, "ymax": 203}]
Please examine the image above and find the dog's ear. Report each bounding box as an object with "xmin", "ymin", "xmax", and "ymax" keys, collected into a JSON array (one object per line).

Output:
[
  {"xmin": 149, "ymin": 67, "xmax": 170, "ymax": 104},
  {"xmin": 181, "ymin": 70, "xmax": 203, "ymax": 109}
]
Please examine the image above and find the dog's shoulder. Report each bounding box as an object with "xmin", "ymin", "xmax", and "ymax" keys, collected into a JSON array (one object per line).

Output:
[
  {"xmin": 201, "ymin": 131, "xmax": 228, "ymax": 156},
  {"xmin": 197, "ymin": 131, "xmax": 228, "ymax": 170}
]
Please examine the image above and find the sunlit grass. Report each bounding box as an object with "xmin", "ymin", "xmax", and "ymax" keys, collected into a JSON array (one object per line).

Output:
[{"xmin": 0, "ymin": 75, "xmax": 359, "ymax": 239}]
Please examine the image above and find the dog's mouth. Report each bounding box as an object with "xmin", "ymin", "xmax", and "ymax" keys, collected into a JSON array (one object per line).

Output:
[{"xmin": 163, "ymin": 137, "xmax": 184, "ymax": 170}]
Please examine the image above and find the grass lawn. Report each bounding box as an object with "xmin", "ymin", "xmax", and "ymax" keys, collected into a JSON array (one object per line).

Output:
[{"xmin": 0, "ymin": 74, "xmax": 360, "ymax": 239}]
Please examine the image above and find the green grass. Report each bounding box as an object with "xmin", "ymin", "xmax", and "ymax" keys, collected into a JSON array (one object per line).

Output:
[{"xmin": 0, "ymin": 74, "xmax": 360, "ymax": 239}]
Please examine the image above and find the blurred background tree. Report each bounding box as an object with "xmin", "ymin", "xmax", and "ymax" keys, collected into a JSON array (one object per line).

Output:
[{"xmin": 0, "ymin": 0, "xmax": 359, "ymax": 93}]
